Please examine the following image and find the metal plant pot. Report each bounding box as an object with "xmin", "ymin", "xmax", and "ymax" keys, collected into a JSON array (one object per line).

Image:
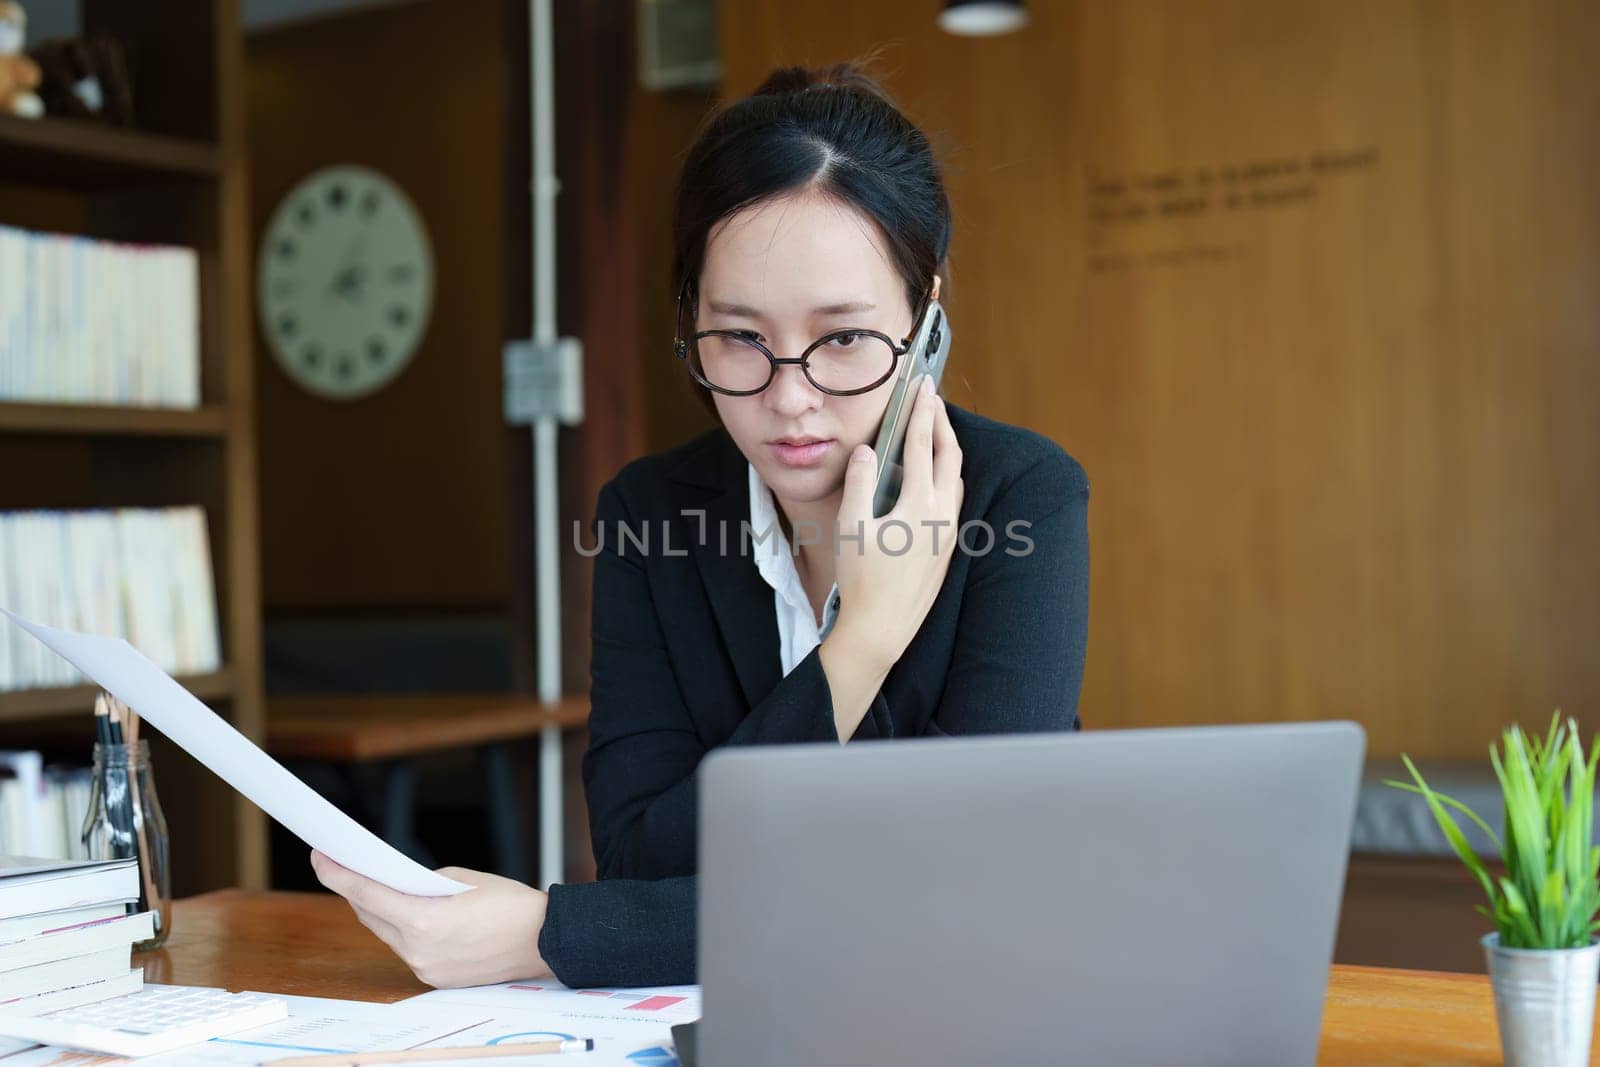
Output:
[{"xmin": 1483, "ymin": 933, "xmax": 1600, "ymax": 1067}]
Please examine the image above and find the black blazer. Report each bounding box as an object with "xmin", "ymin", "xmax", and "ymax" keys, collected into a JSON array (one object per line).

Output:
[{"xmin": 538, "ymin": 401, "xmax": 1090, "ymax": 988}]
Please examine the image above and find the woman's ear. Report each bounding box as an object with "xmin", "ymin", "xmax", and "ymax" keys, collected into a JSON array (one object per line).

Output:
[{"xmin": 931, "ymin": 274, "xmax": 942, "ymax": 301}]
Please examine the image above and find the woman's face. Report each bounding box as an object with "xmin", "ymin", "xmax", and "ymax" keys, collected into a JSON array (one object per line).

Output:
[{"xmin": 698, "ymin": 189, "xmax": 928, "ymax": 509}]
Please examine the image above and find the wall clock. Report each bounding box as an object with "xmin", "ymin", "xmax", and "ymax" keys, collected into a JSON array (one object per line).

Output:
[{"xmin": 257, "ymin": 165, "xmax": 434, "ymax": 401}]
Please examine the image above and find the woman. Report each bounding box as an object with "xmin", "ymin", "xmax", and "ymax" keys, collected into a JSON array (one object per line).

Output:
[{"xmin": 312, "ymin": 62, "xmax": 1089, "ymax": 990}]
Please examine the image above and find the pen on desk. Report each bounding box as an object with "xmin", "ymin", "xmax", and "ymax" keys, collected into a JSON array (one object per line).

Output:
[{"xmin": 270, "ymin": 1039, "xmax": 596, "ymax": 1066}]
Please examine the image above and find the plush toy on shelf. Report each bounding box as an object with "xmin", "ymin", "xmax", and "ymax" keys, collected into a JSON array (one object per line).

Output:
[{"xmin": 0, "ymin": 1, "xmax": 43, "ymax": 119}]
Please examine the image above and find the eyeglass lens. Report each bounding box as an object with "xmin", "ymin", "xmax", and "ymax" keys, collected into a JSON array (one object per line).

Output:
[{"xmin": 690, "ymin": 332, "xmax": 896, "ymax": 394}]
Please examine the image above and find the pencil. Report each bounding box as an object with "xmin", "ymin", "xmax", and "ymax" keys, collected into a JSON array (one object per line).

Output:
[
  {"xmin": 94, "ymin": 691, "xmax": 135, "ymax": 860},
  {"xmin": 270, "ymin": 1039, "xmax": 594, "ymax": 1067},
  {"xmin": 106, "ymin": 694, "xmax": 125, "ymax": 746},
  {"xmin": 112, "ymin": 696, "xmax": 160, "ymax": 926},
  {"xmin": 93, "ymin": 693, "xmax": 114, "ymax": 748},
  {"xmin": 122, "ymin": 699, "xmax": 140, "ymax": 748}
]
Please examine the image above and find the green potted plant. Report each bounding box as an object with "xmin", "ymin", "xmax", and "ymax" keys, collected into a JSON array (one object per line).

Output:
[{"xmin": 1388, "ymin": 715, "xmax": 1600, "ymax": 1067}]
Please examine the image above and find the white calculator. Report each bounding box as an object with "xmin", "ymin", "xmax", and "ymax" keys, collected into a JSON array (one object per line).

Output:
[{"xmin": 0, "ymin": 985, "xmax": 289, "ymax": 1057}]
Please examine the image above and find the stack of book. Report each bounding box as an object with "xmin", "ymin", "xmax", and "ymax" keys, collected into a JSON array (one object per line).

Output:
[
  {"xmin": 0, "ymin": 506, "xmax": 221, "ymax": 691},
  {"xmin": 0, "ymin": 857, "xmax": 148, "ymax": 1015},
  {"xmin": 0, "ymin": 224, "xmax": 200, "ymax": 408}
]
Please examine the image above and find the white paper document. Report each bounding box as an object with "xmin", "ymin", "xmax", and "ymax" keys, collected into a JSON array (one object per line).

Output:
[
  {"xmin": 0, "ymin": 993, "xmax": 486, "ymax": 1067},
  {"xmin": 406, "ymin": 980, "xmax": 700, "ymax": 1067},
  {"xmin": 146, "ymin": 994, "xmax": 480, "ymax": 1067},
  {"xmin": 407, "ymin": 1015, "xmax": 681, "ymax": 1067},
  {"xmin": 408, "ymin": 980, "xmax": 701, "ymax": 1026},
  {"xmin": 0, "ymin": 611, "xmax": 468, "ymax": 897},
  {"xmin": 0, "ymin": 991, "xmax": 684, "ymax": 1067}
]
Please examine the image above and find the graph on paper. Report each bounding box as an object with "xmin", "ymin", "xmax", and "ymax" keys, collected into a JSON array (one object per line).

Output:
[
  {"xmin": 409, "ymin": 981, "xmax": 702, "ymax": 1026},
  {"xmin": 509, "ymin": 987, "xmax": 694, "ymax": 1018}
]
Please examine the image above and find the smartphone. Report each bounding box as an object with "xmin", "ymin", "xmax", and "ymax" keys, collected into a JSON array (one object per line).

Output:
[{"xmin": 870, "ymin": 300, "xmax": 952, "ymax": 517}]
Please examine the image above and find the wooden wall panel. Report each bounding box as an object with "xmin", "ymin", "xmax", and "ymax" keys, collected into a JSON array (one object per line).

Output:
[
  {"xmin": 247, "ymin": 0, "xmax": 512, "ymax": 612},
  {"xmin": 716, "ymin": 1, "xmax": 1600, "ymax": 758},
  {"xmin": 630, "ymin": 85, "xmax": 719, "ymax": 454}
]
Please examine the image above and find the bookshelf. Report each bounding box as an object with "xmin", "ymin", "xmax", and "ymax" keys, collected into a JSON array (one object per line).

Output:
[
  {"xmin": 0, "ymin": 1, "xmax": 265, "ymax": 893},
  {"xmin": 0, "ymin": 404, "xmax": 230, "ymax": 438},
  {"xmin": 0, "ymin": 111, "xmax": 222, "ymax": 187},
  {"xmin": 0, "ymin": 671, "xmax": 235, "ymax": 724}
]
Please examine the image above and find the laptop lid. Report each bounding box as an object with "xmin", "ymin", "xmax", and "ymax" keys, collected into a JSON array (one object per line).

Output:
[{"xmin": 698, "ymin": 722, "xmax": 1364, "ymax": 1067}]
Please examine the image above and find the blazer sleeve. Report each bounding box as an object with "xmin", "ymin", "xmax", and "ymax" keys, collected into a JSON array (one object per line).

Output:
[
  {"xmin": 539, "ymin": 875, "xmax": 697, "ymax": 988},
  {"xmin": 585, "ymin": 480, "xmax": 874, "ymax": 882},
  {"xmin": 919, "ymin": 450, "xmax": 1090, "ymax": 737}
]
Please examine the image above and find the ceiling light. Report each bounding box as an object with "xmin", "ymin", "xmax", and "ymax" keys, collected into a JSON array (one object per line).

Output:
[{"xmin": 938, "ymin": 0, "xmax": 1029, "ymax": 36}]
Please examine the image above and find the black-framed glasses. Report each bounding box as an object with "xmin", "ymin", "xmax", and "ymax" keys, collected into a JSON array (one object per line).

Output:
[{"xmin": 672, "ymin": 281, "xmax": 934, "ymax": 397}]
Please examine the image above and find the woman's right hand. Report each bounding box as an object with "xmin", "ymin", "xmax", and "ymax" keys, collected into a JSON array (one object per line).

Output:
[
  {"xmin": 829, "ymin": 375, "xmax": 965, "ymax": 675},
  {"xmin": 310, "ymin": 850, "xmax": 552, "ymax": 989}
]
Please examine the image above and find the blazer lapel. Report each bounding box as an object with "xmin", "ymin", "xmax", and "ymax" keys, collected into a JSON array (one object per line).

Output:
[{"xmin": 670, "ymin": 431, "xmax": 782, "ymax": 713}]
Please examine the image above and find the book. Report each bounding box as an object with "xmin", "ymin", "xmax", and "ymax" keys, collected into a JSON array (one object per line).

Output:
[
  {"xmin": 0, "ymin": 753, "xmax": 44, "ymax": 856},
  {"xmin": 0, "ymin": 946, "xmax": 128, "ymax": 1001},
  {"xmin": 0, "ymin": 912, "xmax": 153, "ymax": 971},
  {"xmin": 0, "ymin": 507, "xmax": 222, "ymax": 691},
  {"xmin": 0, "ymin": 223, "xmax": 199, "ymax": 409},
  {"xmin": 0, "ymin": 969, "xmax": 143, "ymax": 1018},
  {"xmin": 0, "ymin": 903, "xmax": 126, "ymax": 945},
  {"xmin": 0, "ymin": 520, "xmax": 11, "ymax": 690},
  {"xmin": 0, "ymin": 765, "xmax": 94, "ymax": 861},
  {"xmin": 0, "ymin": 858, "xmax": 138, "ymax": 922}
]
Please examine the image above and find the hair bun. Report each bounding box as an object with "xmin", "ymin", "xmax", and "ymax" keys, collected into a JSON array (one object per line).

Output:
[
  {"xmin": 751, "ymin": 66, "xmax": 817, "ymax": 97},
  {"xmin": 751, "ymin": 60, "xmax": 898, "ymax": 108}
]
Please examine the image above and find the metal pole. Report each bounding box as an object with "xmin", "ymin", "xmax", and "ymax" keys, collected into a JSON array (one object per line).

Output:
[{"xmin": 530, "ymin": 0, "xmax": 563, "ymax": 891}]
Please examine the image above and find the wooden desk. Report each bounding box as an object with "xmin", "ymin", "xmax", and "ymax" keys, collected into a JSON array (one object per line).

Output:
[
  {"xmin": 144, "ymin": 891, "xmax": 425, "ymax": 1003},
  {"xmin": 147, "ymin": 890, "xmax": 1595, "ymax": 1065}
]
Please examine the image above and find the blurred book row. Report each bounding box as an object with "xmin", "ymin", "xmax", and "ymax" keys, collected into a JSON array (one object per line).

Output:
[
  {"xmin": 0, "ymin": 753, "xmax": 90, "ymax": 861},
  {"xmin": 0, "ymin": 857, "xmax": 147, "ymax": 1012},
  {"xmin": 0, "ymin": 507, "xmax": 221, "ymax": 692},
  {"xmin": 0, "ymin": 224, "xmax": 200, "ymax": 408}
]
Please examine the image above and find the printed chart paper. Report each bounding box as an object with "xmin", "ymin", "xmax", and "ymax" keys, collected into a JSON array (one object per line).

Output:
[
  {"xmin": 410, "ymin": 981, "xmax": 700, "ymax": 1024},
  {"xmin": 0, "ymin": 991, "xmax": 684, "ymax": 1067},
  {"xmin": 0, "ymin": 993, "xmax": 487, "ymax": 1067},
  {"xmin": 407, "ymin": 980, "xmax": 702, "ymax": 1066}
]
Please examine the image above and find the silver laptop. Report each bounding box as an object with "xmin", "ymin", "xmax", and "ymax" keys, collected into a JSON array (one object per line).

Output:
[{"xmin": 698, "ymin": 722, "xmax": 1364, "ymax": 1066}]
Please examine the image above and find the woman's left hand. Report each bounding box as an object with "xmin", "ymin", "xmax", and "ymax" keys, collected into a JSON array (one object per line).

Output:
[{"xmin": 310, "ymin": 849, "xmax": 553, "ymax": 988}]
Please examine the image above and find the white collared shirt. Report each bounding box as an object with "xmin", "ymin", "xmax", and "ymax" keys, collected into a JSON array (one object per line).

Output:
[{"xmin": 747, "ymin": 461, "xmax": 841, "ymax": 677}]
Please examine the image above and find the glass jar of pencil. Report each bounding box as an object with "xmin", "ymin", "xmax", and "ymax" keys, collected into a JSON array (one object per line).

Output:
[{"xmin": 82, "ymin": 693, "xmax": 172, "ymax": 951}]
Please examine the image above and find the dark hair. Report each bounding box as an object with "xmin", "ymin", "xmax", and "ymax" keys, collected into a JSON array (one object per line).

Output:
[{"xmin": 670, "ymin": 61, "xmax": 953, "ymax": 419}]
